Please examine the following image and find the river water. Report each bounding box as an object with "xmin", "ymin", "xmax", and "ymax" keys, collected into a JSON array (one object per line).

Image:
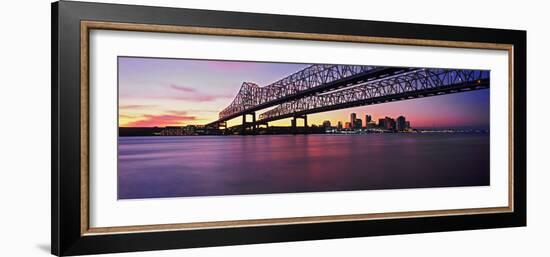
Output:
[{"xmin": 118, "ymin": 133, "xmax": 489, "ymax": 199}]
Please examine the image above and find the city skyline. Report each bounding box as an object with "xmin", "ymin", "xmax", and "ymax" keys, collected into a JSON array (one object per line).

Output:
[{"xmin": 119, "ymin": 57, "xmax": 490, "ymax": 130}]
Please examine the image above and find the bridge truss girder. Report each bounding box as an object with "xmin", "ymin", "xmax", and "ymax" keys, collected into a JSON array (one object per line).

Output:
[
  {"xmin": 258, "ymin": 68, "xmax": 490, "ymax": 123},
  {"xmin": 218, "ymin": 64, "xmax": 388, "ymax": 120}
]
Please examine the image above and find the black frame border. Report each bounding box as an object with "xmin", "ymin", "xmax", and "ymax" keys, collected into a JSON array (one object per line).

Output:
[{"xmin": 52, "ymin": 1, "xmax": 526, "ymax": 256}]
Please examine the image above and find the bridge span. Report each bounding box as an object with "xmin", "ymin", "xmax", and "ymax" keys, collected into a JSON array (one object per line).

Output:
[
  {"xmin": 206, "ymin": 65, "xmax": 489, "ymax": 134},
  {"xmin": 206, "ymin": 64, "xmax": 413, "ymax": 126}
]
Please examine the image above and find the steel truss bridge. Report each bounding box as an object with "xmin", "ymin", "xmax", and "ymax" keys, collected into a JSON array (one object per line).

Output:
[{"xmin": 206, "ymin": 64, "xmax": 489, "ymax": 134}]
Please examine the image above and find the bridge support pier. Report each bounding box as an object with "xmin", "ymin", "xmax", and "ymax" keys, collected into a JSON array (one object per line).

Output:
[
  {"xmin": 241, "ymin": 112, "xmax": 257, "ymax": 135},
  {"xmin": 253, "ymin": 114, "xmax": 257, "ymax": 133},
  {"xmin": 291, "ymin": 115, "xmax": 308, "ymax": 134},
  {"xmin": 218, "ymin": 121, "xmax": 228, "ymax": 135}
]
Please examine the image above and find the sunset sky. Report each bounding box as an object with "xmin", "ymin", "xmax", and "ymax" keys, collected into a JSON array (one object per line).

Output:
[{"xmin": 118, "ymin": 57, "xmax": 490, "ymax": 129}]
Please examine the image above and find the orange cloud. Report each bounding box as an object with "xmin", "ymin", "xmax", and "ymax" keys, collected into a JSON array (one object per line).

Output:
[{"xmin": 123, "ymin": 111, "xmax": 198, "ymax": 127}]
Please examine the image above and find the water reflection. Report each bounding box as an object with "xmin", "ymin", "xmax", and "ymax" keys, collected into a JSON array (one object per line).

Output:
[{"xmin": 118, "ymin": 134, "xmax": 489, "ymax": 199}]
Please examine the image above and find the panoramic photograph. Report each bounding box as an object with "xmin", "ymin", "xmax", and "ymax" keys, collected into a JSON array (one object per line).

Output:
[{"xmin": 117, "ymin": 56, "xmax": 491, "ymax": 200}]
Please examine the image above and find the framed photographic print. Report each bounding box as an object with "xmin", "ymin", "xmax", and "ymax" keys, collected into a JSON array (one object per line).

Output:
[{"xmin": 51, "ymin": 1, "xmax": 526, "ymax": 256}]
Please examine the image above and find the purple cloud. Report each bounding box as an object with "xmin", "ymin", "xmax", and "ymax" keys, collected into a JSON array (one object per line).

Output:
[
  {"xmin": 119, "ymin": 104, "xmax": 156, "ymax": 109},
  {"xmin": 169, "ymin": 84, "xmax": 233, "ymax": 102},
  {"xmin": 169, "ymin": 84, "xmax": 196, "ymax": 93}
]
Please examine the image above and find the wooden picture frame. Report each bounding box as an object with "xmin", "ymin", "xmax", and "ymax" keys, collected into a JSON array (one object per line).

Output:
[{"xmin": 52, "ymin": 1, "xmax": 526, "ymax": 256}]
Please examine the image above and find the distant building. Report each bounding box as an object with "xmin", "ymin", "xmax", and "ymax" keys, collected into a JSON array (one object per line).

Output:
[
  {"xmin": 365, "ymin": 114, "xmax": 372, "ymax": 123},
  {"xmin": 161, "ymin": 126, "xmax": 186, "ymax": 136},
  {"xmin": 354, "ymin": 118, "xmax": 362, "ymax": 130},
  {"xmin": 396, "ymin": 116, "xmax": 407, "ymax": 131},
  {"xmin": 185, "ymin": 125, "xmax": 197, "ymax": 135},
  {"xmin": 344, "ymin": 122, "xmax": 352, "ymax": 129},
  {"xmin": 322, "ymin": 120, "xmax": 332, "ymax": 130},
  {"xmin": 379, "ymin": 116, "xmax": 396, "ymax": 130},
  {"xmin": 366, "ymin": 121, "xmax": 376, "ymax": 129},
  {"xmin": 405, "ymin": 121, "xmax": 411, "ymax": 130},
  {"xmin": 386, "ymin": 117, "xmax": 396, "ymax": 130},
  {"xmin": 378, "ymin": 118, "xmax": 386, "ymax": 129},
  {"xmin": 350, "ymin": 113, "xmax": 357, "ymax": 129},
  {"xmin": 337, "ymin": 121, "xmax": 343, "ymax": 130}
]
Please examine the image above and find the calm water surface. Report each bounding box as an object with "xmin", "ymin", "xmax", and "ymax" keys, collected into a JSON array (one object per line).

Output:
[{"xmin": 118, "ymin": 134, "xmax": 489, "ymax": 199}]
